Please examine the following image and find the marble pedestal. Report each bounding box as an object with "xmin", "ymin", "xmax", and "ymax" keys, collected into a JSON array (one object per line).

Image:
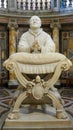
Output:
[{"xmin": 3, "ymin": 105, "xmax": 72, "ymax": 130}]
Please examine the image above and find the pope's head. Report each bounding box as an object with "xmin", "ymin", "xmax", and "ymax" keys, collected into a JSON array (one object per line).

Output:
[{"xmin": 29, "ymin": 16, "xmax": 42, "ymax": 29}]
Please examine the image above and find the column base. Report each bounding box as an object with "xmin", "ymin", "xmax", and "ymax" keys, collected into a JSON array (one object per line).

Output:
[
  {"xmin": 55, "ymin": 80, "xmax": 61, "ymax": 86},
  {"xmin": 8, "ymin": 80, "xmax": 18, "ymax": 88}
]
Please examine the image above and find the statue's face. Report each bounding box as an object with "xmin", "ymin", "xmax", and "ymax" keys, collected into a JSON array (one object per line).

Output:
[{"xmin": 29, "ymin": 16, "xmax": 41, "ymax": 29}]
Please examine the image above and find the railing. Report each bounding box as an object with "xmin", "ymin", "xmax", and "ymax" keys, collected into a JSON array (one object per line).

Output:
[
  {"xmin": 0, "ymin": 0, "xmax": 8, "ymax": 9},
  {"xmin": 0, "ymin": 0, "xmax": 73, "ymax": 13},
  {"xmin": 61, "ymin": 0, "xmax": 73, "ymax": 8},
  {"xmin": 17, "ymin": 0, "xmax": 51, "ymax": 11},
  {"xmin": 60, "ymin": 0, "xmax": 73, "ymax": 11}
]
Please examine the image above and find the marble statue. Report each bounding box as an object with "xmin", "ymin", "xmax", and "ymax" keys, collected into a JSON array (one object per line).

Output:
[
  {"xmin": 3, "ymin": 16, "xmax": 72, "ymax": 120},
  {"xmin": 18, "ymin": 15, "xmax": 55, "ymax": 53}
]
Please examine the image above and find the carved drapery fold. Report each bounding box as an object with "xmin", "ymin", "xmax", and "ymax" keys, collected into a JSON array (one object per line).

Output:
[{"xmin": 3, "ymin": 52, "xmax": 72, "ymax": 88}]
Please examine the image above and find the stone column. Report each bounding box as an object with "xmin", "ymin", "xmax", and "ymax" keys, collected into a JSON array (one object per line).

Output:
[
  {"xmin": 8, "ymin": 19, "xmax": 18, "ymax": 87},
  {"xmin": 50, "ymin": 19, "xmax": 61, "ymax": 52}
]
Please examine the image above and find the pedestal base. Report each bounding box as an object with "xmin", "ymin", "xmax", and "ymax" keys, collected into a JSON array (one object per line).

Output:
[
  {"xmin": 3, "ymin": 105, "xmax": 72, "ymax": 130},
  {"xmin": 8, "ymin": 80, "xmax": 18, "ymax": 87}
]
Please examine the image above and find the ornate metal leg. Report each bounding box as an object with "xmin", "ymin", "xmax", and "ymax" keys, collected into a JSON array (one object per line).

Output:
[
  {"xmin": 47, "ymin": 91, "xmax": 68, "ymax": 119},
  {"xmin": 8, "ymin": 91, "xmax": 27, "ymax": 119}
]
